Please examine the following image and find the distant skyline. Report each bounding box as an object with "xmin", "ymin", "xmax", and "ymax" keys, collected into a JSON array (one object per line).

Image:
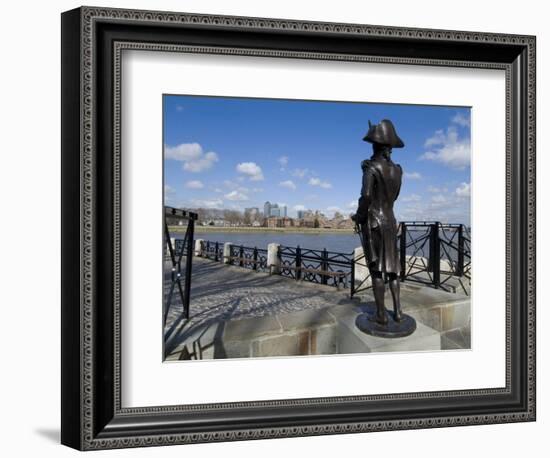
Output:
[{"xmin": 163, "ymin": 95, "xmax": 471, "ymax": 224}]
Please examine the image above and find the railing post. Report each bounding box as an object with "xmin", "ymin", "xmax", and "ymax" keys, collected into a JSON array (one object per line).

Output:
[
  {"xmin": 183, "ymin": 218, "xmax": 194, "ymax": 319},
  {"xmin": 350, "ymin": 256, "xmax": 355, "ymax": 298},
  {"xmin": 321, "ymin": 248, "xmax": 328, "ymax": 285},
  {"xmin": 175, "ymin": 240, "xmax": 182, "ymax": 273},
  {"xmin": 253, "ymin": 247, "xmax": 258, "ymax": 271},
  {"xmin": 206, "ymin": 241, "xmax": 210, "ymax": 259},
  {"xmin": 215, "ymin": 242, "xmax": 219, "ymax": 262},
  {"xmin": 429, "ymin": 222, "xmax": 441, "ymax": 288},
  {"xmin": 400, "ymin": 222, "xmax": 407, "ymax": 281},
  {"xmin": 239, "ymin": 245, "xmax": 244, "ymax": 267},
  {"xmin": 296, "ymin": 246, "xmax": 302, "ymax": 281},
  {"xmin": 457, "ymin": 224, "xmax": 465, "ymax": 277}
]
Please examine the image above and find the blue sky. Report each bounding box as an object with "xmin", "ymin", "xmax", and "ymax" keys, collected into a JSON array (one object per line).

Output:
[{"xmin": 163, "ymin": 95, "xmax": 471, "ymax": 225}]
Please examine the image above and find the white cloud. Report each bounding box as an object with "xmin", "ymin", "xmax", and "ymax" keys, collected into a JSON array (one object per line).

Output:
[
  {"xmin": 404, "ymin": 171, "xmax": 422, "ymax": 180},
  {"xmin": 452, "ymin": 112, "xmax": 470, "ymax": 127},
  {"xmin": 184, "ymin": 152, "xmax": 219, "ymax": 172},
  {"xmin": 279, "ymin": 180, "xmax": 296, "ymax": 190},
  {"xmin": 165, "ymin": 143, "xmax": 202, "ymax": 161},
  {"xmin": 164, "ymin": 143, "xmax": 219, "ymax": 172},
  {"xmin": 431, "ymin": 194, "xmax": 447, "ymax": 203},
  {"xmin": 191, "ymin": 198, "xmax": 223, "ymax": 208},
  {"xmin": 455, "ymin": 182, "xmax": 471, "ymax": 198},
  {"xmin": 223, "ymin": 180, "xmax": 250, "ymax": 194},
  {"xmin": 293, "ymin": 204, "xmax": 306, "ymax": 211},
  {"xmin": 164, "ymin": 185, "xmax": 175, "ymax": 194},
  {"xmin": 427, "ymin": 185, "xmax": 448, "ymax": 193},
  {"xmin": 401, "ymin": 194, "xmax": 422, "ymax": 203},
  {"xmin": 224, "ymin": 190, "xmax": 249, "ymax": 201},
  {"xmin": 308, "ymin": 177, "xmax": 332, "ymax": 189},
  {"xmin": 420, "ymin": 126, "xmax": 470, "ymax": 169},
  {"xmin": 347, "ymin": 200, "xmax": 357, "ymax": 209},
  {"xmin": 176, "ymin": 105, "xmax": 184, "ymax": 112},
  {"xmin": 292, "ymin": 168, "xmax": 309, "ymax": 178},
  {"xmin": 184, "ymin": 180, "xmax": 204, "ymax": 189},
  {"xmin": 396, "ymin": 184, "xmax": 470, "ymax": 225},
  {"xmin": 278, "ymin": 156, "xmax": 289, "ymax": 170},
  {"xmin": 236, "ymin": 162, "xmax": 264, "ymax": 181}
]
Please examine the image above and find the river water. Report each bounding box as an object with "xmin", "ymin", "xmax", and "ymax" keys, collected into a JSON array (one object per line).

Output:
[
  {"xmin": 171, "ymin": 228, "xmax": 469, "ymax": 262},
  {"xmin": 192, "ymin": 230, "xmax": 359, "ymax": 254}
]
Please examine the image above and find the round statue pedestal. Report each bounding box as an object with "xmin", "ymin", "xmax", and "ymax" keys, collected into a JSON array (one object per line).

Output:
[{"xmin": 356, "ymin": 312, "xmax": 416, "ymax": 338}]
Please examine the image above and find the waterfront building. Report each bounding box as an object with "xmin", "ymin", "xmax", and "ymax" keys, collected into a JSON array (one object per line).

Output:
[
  {"xmin": 265, "ymin": 217, "xmax": 279, "ymax": 228},
  {"xmin": 264, "ymin": 201, "xmax": 288, "ymax": 218},
  {"xmin": 203, "ymin": 219, "xmax": 228, "ymax": 227},
  {"xmin": 263, "ymin": 201, "xmax": 271, "ymax": 218},
  {"xmin": 265, "ymin": 216, "xmax": 294, "ymax": 228},
  {"xmin": 281, "ymin": 216, "xmax": 293, "ymax": 227}
]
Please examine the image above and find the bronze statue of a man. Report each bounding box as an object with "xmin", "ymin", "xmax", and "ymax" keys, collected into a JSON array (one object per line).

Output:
[{"xmin": 352, "ymin": 119, "xmax": 405, "ymax": 326}]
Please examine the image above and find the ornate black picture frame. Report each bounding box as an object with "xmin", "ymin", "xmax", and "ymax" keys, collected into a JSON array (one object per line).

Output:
[{"xmin": 61, "ymin": 6, "xmax": 536, "ymax": 450}]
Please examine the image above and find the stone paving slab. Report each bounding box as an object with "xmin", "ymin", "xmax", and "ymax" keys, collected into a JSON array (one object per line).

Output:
[
  {"xmin": 224, "ymin": 315, "xmax": 281, "ymax": 340},
  {"xmin": 164, "ymin": 257, "xmax": 471, "ymax": 360}
]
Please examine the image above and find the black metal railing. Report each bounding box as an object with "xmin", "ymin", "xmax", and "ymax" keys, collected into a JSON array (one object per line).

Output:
[
  {"xmin": 279, "ymin": 245, "xmax": 353, "ymax": 289},
  {"xmin": 203, "ymin": 240, "xmax": 223, "ymax": 262},
  {"xmin": 164, "ymin": 206, "xmax": 197, "ymax": 325},
  {"xmin": 229, "ymin": 245, "xmax": 269, "ymax": 272},
  {"xmin": 395, "ymin": 222, "xmax": 471, "ymax": 295},
  {"xmin": 197, "ymin": 221, "xmax": 471, "ymax": 296}
]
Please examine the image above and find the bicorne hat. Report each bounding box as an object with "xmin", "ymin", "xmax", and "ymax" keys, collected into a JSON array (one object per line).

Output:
[{"xmin": 363, "ymin": 119, "xmax": 404, "ymax": 148}]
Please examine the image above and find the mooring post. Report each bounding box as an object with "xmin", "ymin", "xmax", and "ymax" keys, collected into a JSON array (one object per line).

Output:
[
  {"xmin": 353, "ymin": 246, "xmax": 371, "ymax": 293},
  {"xmin": 267, "ymin": 243, "xmax": 281, "ymax": 275},
  {"xmin": 223, "ymin": 242, "xmax": 232, "ymax": 264},
  {"xmin": 194, "ymin": 238, "xmax": 204, "ymax": 257}
]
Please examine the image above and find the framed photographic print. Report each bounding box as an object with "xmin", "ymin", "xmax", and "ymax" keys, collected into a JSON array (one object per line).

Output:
[{"xmin": 61, "ymin": 6, "xmax": 536, "ymax": 450}]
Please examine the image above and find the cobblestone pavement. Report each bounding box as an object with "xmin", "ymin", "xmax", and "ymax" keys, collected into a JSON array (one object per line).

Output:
[
  {"xmin": 163, "ymin": 257, "xmax": 359, "ymax": 350},
  {"xmin": 163, "ymin": 257, "xmax": 471, "ymax": 359}
]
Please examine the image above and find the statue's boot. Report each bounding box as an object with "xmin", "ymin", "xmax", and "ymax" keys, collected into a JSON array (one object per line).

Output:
[
  {"xmin": 372, "ymin": 274, "xmax": 388, "ymax": 325},
  {"xmin": 389, "ymin": 275, "xmax": 402, "ymax": 322}
]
